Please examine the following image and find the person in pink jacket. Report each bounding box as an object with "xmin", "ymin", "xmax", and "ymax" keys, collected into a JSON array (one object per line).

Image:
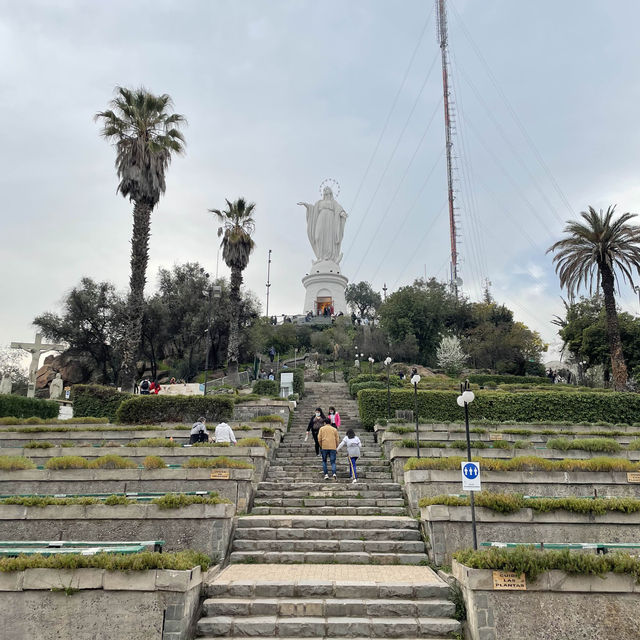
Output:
[{"xmin": 328, "ymin": 406, "xmax": 341, "ymax": 428}]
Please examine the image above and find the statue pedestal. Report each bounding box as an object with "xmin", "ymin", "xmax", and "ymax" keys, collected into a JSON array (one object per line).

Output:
[{"xmin": 302, "ymin": 271, "xmax": 348, "ymax": 316}]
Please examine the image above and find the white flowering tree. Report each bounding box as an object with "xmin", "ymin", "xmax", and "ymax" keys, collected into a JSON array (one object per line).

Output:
[{"xmin": 436, "ymin": 335, "xmax": 468, "ymax": 376}]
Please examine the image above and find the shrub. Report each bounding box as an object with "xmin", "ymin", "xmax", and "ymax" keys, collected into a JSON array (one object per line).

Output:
[
  {"xmin": 116, "ymin": 394, "xmax": 234, "ymax": 425},
  {"xmin": 142, "ymin": 455, "xmax": 167, "ymax": 469},
  {"xmin": 252, "ymin": 414, "xmax": 285, "ymax": 424},
  {"xmin": 453, "ymin": 547, "xmax": 640, "ymax": 582},
  {"xmin": 72, "ymin": 384, "xmax": 128, "ymax": 422},
  {"xmin": 1, "ymin": 496, "xmax": 100, "ymax": 507},
  {"xmin": 513, "ymin": 440, "xmax": 532, "ymax": 449},
  {"xmin": 236, "ymin": 437, "xmax": 268, "ymax": 448},
  {"xmin": 389, "ymin": 426, "xmax": 413, "ymax": 434},
  {"xmin": 0, "ymin": 396, "xmax": 58, "ymax": 420},
  {"xmin": 261, "ymin": 426, "xmax": 275, "ymax": 435},
  {"xmin": 45, "ymin": 456, "xmax": 89, "ymax": 470},
  {"xmin": 151, "ymin": 492, "xmax": 231, "ymax": 509},
  {"xmin": 358, "ymin": 388, "xmax": 640, "ymax": 429},
  {"xmin": 292, "ymin": 367, "xmax": 305, "ymax": 397},
  {"xmin": 404, "ymin": 455, "xmax": 638, "ymax": 473},
  {"xmin": 103, "ymin": 494, "xmax": 134, "ymax": 505},
  {"xmin": 0, "ymin": 550, "xmax": 211, "ymax": 572},
  {"xmin": 467, "ymin": 374, "xmax": 551, "ymax": 386},
  {"xmin": 23, "ymin": 441, "xmax": 54, "ymax": 449},
  {"xmin": 491, "ymin": 439, "xmax": 512, "ymax": 449},
  {"xmin": 546, "ymin": 437, "xmax": 621, "ymax": 453},
  {"xmin": 627, "ymin": 439, "xmax": 640, "ymax": 450},
  {"xmin": 183, "ymin": 456, "xmax": 254, "ymax": 469},
  {"xmin": 128, "ymin": 438, "xmax": 180, "ymax": 448},
  {"xmin": 0, "ymin": 456, "xmax": 36, "ymax": 471},
  {"xmin": 88, "ymin": 455, "xmax": 137, "ymax": 469},
  {"xmin": 449, "ymin": 440, "xmax": 488, "ymax": 450},
  {"xmin": 252, "ymin": 380, "xmax": 279, "ymax": 396}
]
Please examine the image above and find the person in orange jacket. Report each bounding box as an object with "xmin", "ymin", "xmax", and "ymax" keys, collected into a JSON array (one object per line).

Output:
[{"xmin": 318, "ymin": 417, "xmax": 340, "ymax": 480}]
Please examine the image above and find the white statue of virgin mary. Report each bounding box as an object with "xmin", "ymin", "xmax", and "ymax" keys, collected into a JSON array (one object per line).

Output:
[{"xmin": 297, "ymin": 187, "xmax": 347, "ymax": 265}]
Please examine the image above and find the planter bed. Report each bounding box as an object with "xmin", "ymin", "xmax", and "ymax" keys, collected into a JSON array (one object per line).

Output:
[
  {"xmin": 422, "ymin": 504, "xmax": 640, "ymax": 566},
  {"xmin": 0, "ymin": 502, "xmax": 234, "ymax": 559},
  {"xmin": 0, "ymin": 564, "xmax": 202, "ymax": 640},
  {"xmin": 0, "ymin": 468, "xmax": 255, "ymax": 512},
  {"xmin": 404, "ymin": 469, "xmax": 640, "ymax": 512},
  {"xmin": 453, "ymin": 558, "xmax": 640, "ymax": 640}
]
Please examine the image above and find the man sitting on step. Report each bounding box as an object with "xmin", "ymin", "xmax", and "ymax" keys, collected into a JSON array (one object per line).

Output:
[{"xmin": 317, "ymin": 417, "xmax": 339, "ymax": 480}]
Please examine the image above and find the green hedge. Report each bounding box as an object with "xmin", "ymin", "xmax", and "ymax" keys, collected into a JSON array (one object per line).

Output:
[
  {"xmin": 116, "ymin": 394, "xmax": 234, "ymax": 424},
  {"xmin": 349, "ymin": 375, "xmax": 403, "ymax": 397},
  {"xmin": 292, "ymin": 368, "xmax": 305, "ymax": 397},
  {"xmin": 252, "ymin": 380, "xmax": 279, "ymax": 396},
  {"xmin": 72, "ymin": 385, "xmax": 129, "ymax": 422},
  {"xmin": 0, "ymin": 396, "xmax": 58, "ymax": 420},
  {"xmin": 467, "ymin": 374, "xmax": 551, "ymax": 386},
  {"xmin": 358, "ymin": 389, "xmax": 640, "ymax": 429}
]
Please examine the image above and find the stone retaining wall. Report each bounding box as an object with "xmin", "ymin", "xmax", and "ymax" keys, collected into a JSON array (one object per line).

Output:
[
  {"xmin": 0, "ymin": 566, "xmax": 202, "ymax": 640},
  {"xmin": 453, "ymin": 560, "xmax": 640, "ymax": 640},
  {"xmin": 0, "ymin": 468, "xmax": 255, "ymax": 511},
  {"xmin": 422, "ymin": 505, "xmax": 640, "ymax": 566},
  {"xmin": 0, "ymin": 502, "xmax": 235, "ymax": 559},
  {"xmin": 232, "ymin": 402, "xmax": 292, "ymax": 422}
]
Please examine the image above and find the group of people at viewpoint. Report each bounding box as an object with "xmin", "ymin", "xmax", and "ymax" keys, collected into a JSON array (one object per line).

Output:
[
  {"xmin": 189, "ymin": 418, "xmax": 236, "ymax": 445},
  {"xmin": 305, "ymin": 406, "xmax": 362, "ymax": 483}
]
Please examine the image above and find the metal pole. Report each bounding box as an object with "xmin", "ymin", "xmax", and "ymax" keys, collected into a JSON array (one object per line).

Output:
[
  {"xmin": 463, "ymin": 381, "xmax": 478, "ymax": 550},
  {"xmin": 414, "ymin": 383, "xmax": 421, "ymax": 458},
  {"xmin": 203, "ymin": 288, "xmax": 213, "ymax": 396},
  {"xmin": 265, "ymin": 249, "xmax": 272, "ymax": 319},
  {"xmin": 386, "ymin": 364, "xmax": 391, "ymax": 419}
]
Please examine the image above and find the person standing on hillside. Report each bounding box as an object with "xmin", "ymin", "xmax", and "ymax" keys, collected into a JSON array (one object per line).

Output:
[
  {"xmin": 328, "ymin": 406, "xmax": 341, "ymax": 428},
  {"xmin": 305, "ymin": 407, "xmax": 326, "ymax": 455},
  {"xmin": 318, "ymin": 417, "xmax": 340, "ymax": 480}
]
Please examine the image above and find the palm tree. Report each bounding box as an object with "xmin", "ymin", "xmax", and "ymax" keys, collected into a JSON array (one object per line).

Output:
[
  {"xmin": 209, "ymin": 198, "xmax": 256, "ymax": 383},
  {"xmin": 95, "ymin": 87, "xmax": 186, "ymax": 391},
  {"xmin": 548, "ymin": 206, "xmax": 640, "ymax": 390}
]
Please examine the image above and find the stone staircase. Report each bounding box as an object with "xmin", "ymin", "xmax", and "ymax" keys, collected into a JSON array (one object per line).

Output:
[{"xmin": 196, "ymin": 381, "xmax": 461, "ymax": 639}]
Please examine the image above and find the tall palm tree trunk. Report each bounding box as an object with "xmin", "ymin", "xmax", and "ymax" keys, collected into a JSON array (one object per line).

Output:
[
  {"xmin": 600, "ymin": 264, "xmax": 628, "ymax": 391},
  {"xmin": 120, "ymin": 201, "xmax": 152, "ymax": 391},
  {"xmin": 226, "ymin": 266, "xmax": 243, "ymax": 384}
]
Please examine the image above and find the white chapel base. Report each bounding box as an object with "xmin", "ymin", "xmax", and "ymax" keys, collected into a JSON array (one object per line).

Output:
[{"xmin": 302, "ymin": 271, "xmax": 348, "ymax": 315}]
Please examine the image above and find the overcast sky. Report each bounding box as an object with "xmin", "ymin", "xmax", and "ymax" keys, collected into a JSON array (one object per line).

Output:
[{"xmin": 2, "ymin": 0, "xmax": 640, "ymax": 362}]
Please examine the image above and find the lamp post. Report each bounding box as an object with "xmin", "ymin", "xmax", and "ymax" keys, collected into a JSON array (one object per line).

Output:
[
  {"xmin": 203, "ymin": 283, "xmax": 222, "ymax": 395},
  {"xmin": 457, "ymin": 380, "xmax": 478, "ymax": 549},
  {"xmin": 384, "ymin": 357, "xmax": 392, "ymax": 419},
  {"xmin": 411, "ymin": 374, "xmax": 421, "ymax": 458},
  {"xmin": 368, "ymin": 357, "xmax": 374, "ymax": 374},
  {"xmin": 294, "ymin": 348, "xmax": 298, "ymax": 370}
]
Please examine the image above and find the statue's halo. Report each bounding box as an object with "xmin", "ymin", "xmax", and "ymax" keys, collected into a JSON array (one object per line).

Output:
[{"xmin": 319, "ymin": 178, "xmax": 340, "ymax": 198}]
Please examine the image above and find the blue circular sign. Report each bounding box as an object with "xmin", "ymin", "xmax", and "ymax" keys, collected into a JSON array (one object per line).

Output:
[{"xmin": 463, "ymin": 463, "xmax": 479, "ymax": 479}]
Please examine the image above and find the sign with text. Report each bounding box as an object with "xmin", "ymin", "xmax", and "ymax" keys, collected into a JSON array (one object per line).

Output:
[
  {"xmin": 210, "ymin": 469, "xmax": 230, "ymax": 480},
  {"xmin": 489, "ymin": 433, "xmax": 503, "ymax": 441},
  {"xmin": 627, "ymin": 472, "xmax": 640, "ymax": 483},
  {"xmin": 492, "ymin": 571, "xmax": 526, "ymax": 590},
  {"xmin": 461, "ymin": 461, "xmax": 481, "ymax": 492}
]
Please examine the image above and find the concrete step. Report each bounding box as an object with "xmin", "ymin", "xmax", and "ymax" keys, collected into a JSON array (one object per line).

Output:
[
  {"xmin": 197, "ymin": 615, "xmax": 460, "ymax": 637},
  {"xmin": 229, "ymin": 551, "xmax": 428, "ymax": 565},
  {"xmin": 254, "ymin": 490, "xmax": 402, "ymax": 499},
  {"xmin": 257, "ymin": 482, "xmax": 401, "ymax": 492},
  {"xmin": 202, "ymin": 597, "xmax": 454, "ymax": 618},
  {"xmin": 264, "ymin": 474, "xmax": 392, "ymax": 481},
  {"xmin": 253, "ymin": 498, "xmax": 406, "ymax": 508},
  {"xmin": 236, "ymin": 516, "xmax": 419, "ymax": 530},
  {"xmin": 249, "ymin": 506, "xmax": 408, "ymax": 516},
  {"xmin": 234, "ymin": 527, "xmax": 421, "ymax": 542},
  {"xmin": 231, "ymin": 539, "xmax": 425, "ymax": 554}
]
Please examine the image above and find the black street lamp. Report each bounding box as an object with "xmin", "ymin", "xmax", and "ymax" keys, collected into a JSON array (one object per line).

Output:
[
  {"xmin": 203, "ymin": 283, "xmax": 222, "ymax": 395},
  {"xmin": 411, "ymin": 373, "xmax": 421, "ymax": 458},
  {"xmin": 384, "ymin": 357, "xmax": 392, "ymax": 419},
  {"xmin": 458, "ymin": 379, "xmax": 478, "ymax": 549}
]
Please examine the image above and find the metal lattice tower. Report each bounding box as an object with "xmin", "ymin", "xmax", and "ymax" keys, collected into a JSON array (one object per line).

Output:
[{"xmin": 436, "ymin": 0, "xmax": 460, "ymax": 295}]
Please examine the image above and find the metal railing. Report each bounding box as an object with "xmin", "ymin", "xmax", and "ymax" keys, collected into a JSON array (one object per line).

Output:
[{"xmin": 202, "ymin": 371, "xmax": 250, "ymax": 394}]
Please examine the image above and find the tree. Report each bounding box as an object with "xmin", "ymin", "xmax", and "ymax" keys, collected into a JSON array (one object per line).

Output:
[
  {"xmin": 436, "ymin": 335, "xmax": 467, "ymax": 376},
  {"xmin": 345, "ymin": 282, "xmax": 382, "ymax": 319},
  {"xmin": 210, "ymin": 198, "xmax": 257, "ymax": 382},
  {"xmin": 95, "ymin": 86, "xmax": 186, "ymax": 391},
  {"xmin": 548, "ymin": 206, "xmax": 640, "ymax": 390},
  {"xmin": 0, "ymin": 348, "xmax": 29, "ymax": 394}
]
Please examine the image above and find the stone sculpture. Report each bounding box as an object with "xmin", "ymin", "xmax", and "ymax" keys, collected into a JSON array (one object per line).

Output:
[
  {"xmin": 0, "ymin": 375, "xmax": 11, "ymax": 395},
  {"xmin": 49, "ymin": 373, "xmax": 63, "ymax": 400},
  {"xmin": 11, "ymin": 333, "xmax": 65, "ymax": 398}
]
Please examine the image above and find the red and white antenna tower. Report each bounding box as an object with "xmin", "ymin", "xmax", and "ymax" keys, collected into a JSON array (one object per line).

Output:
[{"xmin": 436, "ymin": 0, "xmax": 460, "ymax": 295}]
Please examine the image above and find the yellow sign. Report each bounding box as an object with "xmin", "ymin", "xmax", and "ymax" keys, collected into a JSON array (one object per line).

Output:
[
  {"xmin": 492, "ymin": 570, "xmax": 526, "ymax": 590},
  {"xmin": 489, "ymin": 433, "xmax": 503, "ymax": 441},
  {"xmin": 210, "ymin": 469, "xmax": 230, "ymax": 480},
  {"xmin": 627, "ymin": 472, "xmax": 640, "ymax": 483}
]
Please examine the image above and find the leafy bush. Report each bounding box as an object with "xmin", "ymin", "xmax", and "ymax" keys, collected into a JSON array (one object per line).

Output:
[
  {"xmin": 45, "ymin": 456, "xmax": 89, "ymax": 470},
  {"xmin": 72, "ymin": 384, "xmax": 128, "ymax": 422},
  {"xmin": 0, "ymin": 456, "xmax": 36, "ymax": 471},
  {"xmin": 627, "ymin": 439, "xmax": 640, "ymax": 450},
  {"xmin": 116, "ymin": 394, "xmax": 234, "ymax": 425},
  {"xmin": 128, "ymin": 438, "xmax": 180, "ymax": 448},
  {"xmin": 0, "ymin": 395, "xmax": 58, "ymax": 420},
  {"xmin": 88, "ymin": 455, "xmax": 137, "ymax": 469},
  {"xmin": 292, "ymin": 367, "xmax": 305, "ymax": 397},
  {"xmin": 151, "ymin": 492, "xmax": 231, "ymax": 509},
  {"xmin": 513, "ymin": 440, "xmax": 532, "ymax": 449},
  {"xmin": 449, "ymin": 440, "xmax": 488, "ymax": 450},
  {"xmin": 252, "ymin": 380, "xmax": 279, "ymax": 396},
  {"xmin": 453, "ymin": 547, "xmax": 640, "ymax": 582},
  {"xmin": 236, "ymin": 437, "xmax": 268, "ymax": 448},
  {"xmin": 183, "ymin": 456, "xmax": 254, "ymax": 469},
  {"xmin": 142, "ymin": 455, "xmax": 167, "ymax": 469},
  {"xmin": 0, "ymin": 550, "xmax": 211, "ymax": 572},
  {"xmin": 252, "ymin": 414, "xmax": 285, "ymax": 423},
  {"xmin": 23, "ymin": 441, "xmax": 54, "ymax": 449},
  {"xmin": 0, "ymin": 496, "xmax": 100, "ymax": 507},
  {"xmin": 389, "ymin": 426, "xmax": 413, "ymax": 434},
  {"xmin": 467, "ymin": 374, "xmax": 551, "ymax": 386},
  {"xmin": 103, "ymin": 494, "xmax": 134, "ymax": 505},
  {"xmin": 350, "ymin": 381, "xmax": 387, "ymax": 396},
  {"xmin": 546, "ymin": 437, "xmax": 621, "ymax": 453},
  {"xmin": 261, "ymin": 426, "xmax": 275, "ymax": 435},
  {"xmin": 404, "ymin": 455, "xmax": 639, "ymax": 473},
  {"xmin": 358, "ymin": 388, "xmax": 640, "ymax": 429}
]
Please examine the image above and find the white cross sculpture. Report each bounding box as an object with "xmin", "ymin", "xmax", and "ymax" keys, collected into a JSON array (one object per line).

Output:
[{"xmin": 10, "ymin": 333, "xmax": 65, "ymax": 398}]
